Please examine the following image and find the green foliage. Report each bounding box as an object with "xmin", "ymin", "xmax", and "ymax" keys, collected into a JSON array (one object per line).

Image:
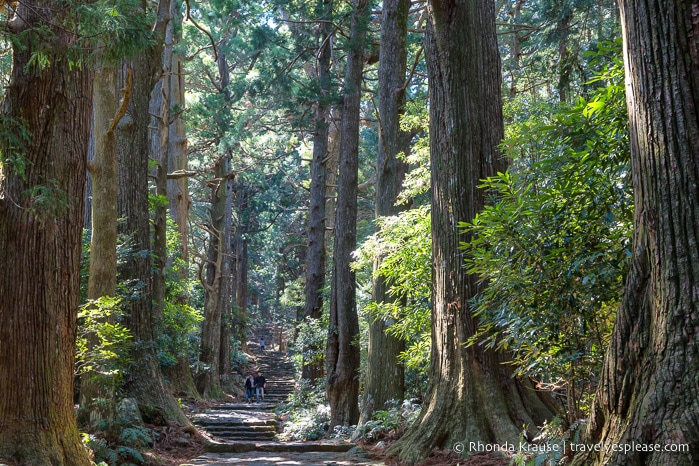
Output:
[
  {"xmin": 2, "ymin": 0, "xmax": 153, "ymax": 75},
  {"xmin": 353, "ymin": 399, "xmax": 421, "ymax": 442},
  {"xmin": 354, "ymin": 205, "xmax": 432, "ymax": 378},
  {"xmin": 82, "ymin": 425, "xmax": 152, "ymax": 466},
  {"xmin": 23, "ymin": 181, "xmax": 71, "ymax": 222},
  {"xmin": 462, "ymin": 42, "xmax": 630, "ymax": 414},
  {"xmin": 290, "ymin": 315, "xmax": 328, "ymax": 372},
  {"xmin": 119, "ymin": 426, "xmax": 153, "ymax": 449},
  {"xmin": 78, "ymin": 0, "xmax": 155, "ymax": 64},
  {"xmin": 0, "ymin": 114, "xmax": 31, "ymax": 179},
  {"xmin": 278, "ymin": 379, "xmax": 329, "ymax": 441},
  {"xmin": 396, "ymin": 101, "xmax": 430, "ymax": 205},
  {"xmin": 497, "ymin": 0, "xmax": 619, "ymax": 101},
  {"xmin": 158, "ymin": 220, "xmax": 203, "ymax": 369},
  {"xmin": 76, "ymin": 296, "xmax": 133, "ymax": 388}
]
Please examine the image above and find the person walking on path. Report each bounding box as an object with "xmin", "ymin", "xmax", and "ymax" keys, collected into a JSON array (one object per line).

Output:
[
  {"xmin": 259, "ymin": 337, "xmax": 266, "ymax": 351},
  {"xmin": 244, "ymin": 374, "xmax": 254, "ymax": 403},
  {"xmin": 253, "ymin": 370, "xmax": 267, "ymax": 403}
]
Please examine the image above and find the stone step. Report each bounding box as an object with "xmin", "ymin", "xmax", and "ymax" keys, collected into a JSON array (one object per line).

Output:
[
  {"xmin": 206, "ymin": 425, "xmax": 277, "ymax": 434},
  {"xmin": 212, "ymin": 431, "xmax": 277, "ymax": 441},
  {"xmin": 194, "ymin": 418, "xmax": 276, "ymax": 426},
  {"xmin": 205, "ymin": 440, "xmax": 355, "ymax": 454},
  {"xmin": 211, "ymin": 403, "xmax": 277, "ymax": 411}
]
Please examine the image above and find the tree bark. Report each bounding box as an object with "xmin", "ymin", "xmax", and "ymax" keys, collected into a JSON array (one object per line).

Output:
[
  {"xmin": 232, "ymin": 186, "xmax": 250, "ymax": 351},
  {"xmin": 196, "ymin": 154, "xmax": 234, "ymax": 399},
  {"xmin": 302, "ymin": 0, "xmax": 333, "ymax": 382},
  {"xmin": 160, "ymin": 4, "xmax": 196, "ymax": 398},
  {"xmin": 326, "ymin": 0, "xmax": 370, "ymax": 429},
  {"xmin": 576, "ymin": 1, "xmax": 699, "ymax": 464},
  {"xmin": 81, "ymin": 63, "xmax": 123, "ymax": 426},
  {"xmin": 0, "ymin": 3, "xmax": 93, "ymax": 463},
  {"xmin": 167, "ymin": 10, "xmax": 190, "ymax": 265},
  {"xmin": 151, "ymin": 5, "xmax": 175, "ymax": 323},
  {"xmin": 388, "ymin": 0, "xmax": 554, "ymax": 462},
  {"xmin": 359, "ymin": 0, "xmax": 410, "ymax": 424},
  {"xmin": 116, "ymin": 1, "xmax": 188, "ymax": 424}
]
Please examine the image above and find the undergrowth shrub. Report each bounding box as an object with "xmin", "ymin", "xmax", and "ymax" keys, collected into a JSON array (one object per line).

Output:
[
  {"xmin": 277, "ymin": 379, "xmax": 330, "ymax": 441},
  {"xmin": 353, "ymin": 399, "xmax": 421, "ymax": 442}
]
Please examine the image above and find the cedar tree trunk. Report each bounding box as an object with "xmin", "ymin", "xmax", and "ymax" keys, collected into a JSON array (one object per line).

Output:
[
  {"xmin": 360, "ymin": 0, "xmax": 410, "ymax": 423},
  {"xmin": 302, "ymin": 0, "xmax": 333, "ymax": 382},
  {"xmin": 388, "ymin": 0, "xmax": 554, "ymax": 462},
  {"xmin": 197, "ymin": 154, "xmax": 234, "ymax": 399},
  {"xmin": 0, "ymin": 3, "xmax": 93, "ymax": 463},
  {"xmin": 577, "ymin": 1, "xmax": 699, "ymax": 464},
  {"xmin": 117, "ymin": 42, "xmax": 188, "ymax": 425},
  {"xmin": 326, "ymin": 0, "xmax": 370, "ymax": 428}
]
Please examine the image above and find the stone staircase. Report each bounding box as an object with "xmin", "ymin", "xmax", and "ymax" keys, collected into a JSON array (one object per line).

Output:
[
  {"xmin": 192, "ymin": 329, "xmax": 296, "ymax": 443},
  {"xmin": 183, "ymin": 326, "xmax": 378, "ymax": 464}
]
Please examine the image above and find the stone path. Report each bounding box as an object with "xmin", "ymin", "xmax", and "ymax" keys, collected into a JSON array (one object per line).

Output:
[
  {"xmin": 182, "ymin": 327, "xmax": 384, "ymax": 465},
  {"xmin": 180, "ymin": 449, "xmax": 384, "ymax": 465}
]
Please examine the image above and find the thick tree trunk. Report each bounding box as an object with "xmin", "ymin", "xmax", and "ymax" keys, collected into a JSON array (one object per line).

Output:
[
  {"xmin": 197, "ymin": 155, "xmax": 234, "ymax": 399},
  {"xmin": 326, "ymin": 0, "xmax": 370, "ymax": 429},
  {"xmin": 151, "ymin": 9, "xmax": 175, "ymax": 323},
  {"xmin": 117, "ymin": 35, "xmax": 188, "ymax": 424},
  {"xmin": 506, "ymin": 0, "xmax": 525, "ymax": 98},
  {"xmin": 218, "ymin": 161, "xmax": 234, "ymax": 391},
  {"xmin": 0, "ymin": 4, "xmax": 93, "ymax": 463},
  {"xmin": 81, "ymin": 64, "xmax": 121, "ymax": 426},
  {"xmin": 325, "ymin": 107, "xmax": 341, "ymax": 248},
  {"xmin": 235, "ymin": 230, "xmax": 249, "ymax": 335},
  {"xmin": 219, "ymin": 282, "xmax": 233, "ymax": 390},
  {"xmin": 359, "ymin": 0, "xmax": 410, "ymax": 424},
  {"xmin": 160, "ymin": 6, "xmax": 196, "ymax": 397},
  {"xmin": 388, "ymin": 0, "xmax": 554, "ymax": 462},
  {"xmin": 234, "ymin": 186, "xmax": 250, "ymax": 350},
  {"xmin": 167, "ymin": 13, "xmax": 190, "ymax": 264},
  {"xmin": 576, "ymin": 1, "xmax": 699, "ymax": 464},
  {"xmin": 557, "ymin": 12, "xmax": 573, "ymax": 103},
  {"xmin": 302, "ymin": 0, "xmax": 333, "ymax": 382},
  {"xmin": 87, "ymin": 65, "xmax": 120, "ymax": 319}
]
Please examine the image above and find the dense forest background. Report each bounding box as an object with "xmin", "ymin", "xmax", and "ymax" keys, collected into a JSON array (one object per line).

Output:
[{"xmin": 0, "ymin": 0, "xmax": 697, "ymax": 465}]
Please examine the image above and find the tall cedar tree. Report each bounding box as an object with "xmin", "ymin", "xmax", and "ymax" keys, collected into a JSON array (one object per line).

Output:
[
  {"xmin": 197, "ymin": 151, "xmax": 234, "ymax": 399},
  {"xmin": 577, "ymin": 1, "xmax": 699, "ymax": 464},
  {"xmin": 81, "ymin": 63, "xmax": 122, "ymax": 424},
  {"xmin": 160, "ymin": 5, "xmax": 198, "ymax": 397},
  {"xmin": 116, "ymin": 0, "xmax": 188, "ymax": 424},
  {"xmin": 234, "ymin": 184, "xmax": 250, "ymax": 349},
  {"xmin": 302, "ymin": 0, "xmax": 334, "ymax": 382},
  {"xmin": 196, "ymin": 46, "xmax": 235, "ymax": 399},
  {"xmin": 360, "ymin": 0, "xmax": 410, "ymax": 422},
  {"xmin": 388, "ymin": 0, "xmax": 555, "ymax": 461},
  {"xmin": 0, "ymin": 2, "xmax": 93, "ymax": 464},
  {"xmin": 327, "ymin": 0, "xmax": 370, "ymax": 427}
]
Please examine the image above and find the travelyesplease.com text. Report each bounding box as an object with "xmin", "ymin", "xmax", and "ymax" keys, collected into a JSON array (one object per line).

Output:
[{"xmin": 453, "ymin": 441, "xmax": 690, "ymax": 455}]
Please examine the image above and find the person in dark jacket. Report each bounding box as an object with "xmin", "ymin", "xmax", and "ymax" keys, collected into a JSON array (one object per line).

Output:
[
  {"xmin": 244, "ymin": 374, "xmax": 254, "ymax": 403},
  {"xmin": 253, "ymin": 370, "xmax": 267, "ymax": 403}
]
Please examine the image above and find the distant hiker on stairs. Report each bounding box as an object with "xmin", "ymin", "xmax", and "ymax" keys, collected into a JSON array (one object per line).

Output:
[
  {"xmin": 254, "ymin": 370, "xmax": 267, "ymax": 403},
  {"xmin": 259, "ymin": 337, "xmax": 266, "ymax": 351},
  {"xmin": 244, "ymin": 374, "xmax": 254, "ymax": 403}
]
